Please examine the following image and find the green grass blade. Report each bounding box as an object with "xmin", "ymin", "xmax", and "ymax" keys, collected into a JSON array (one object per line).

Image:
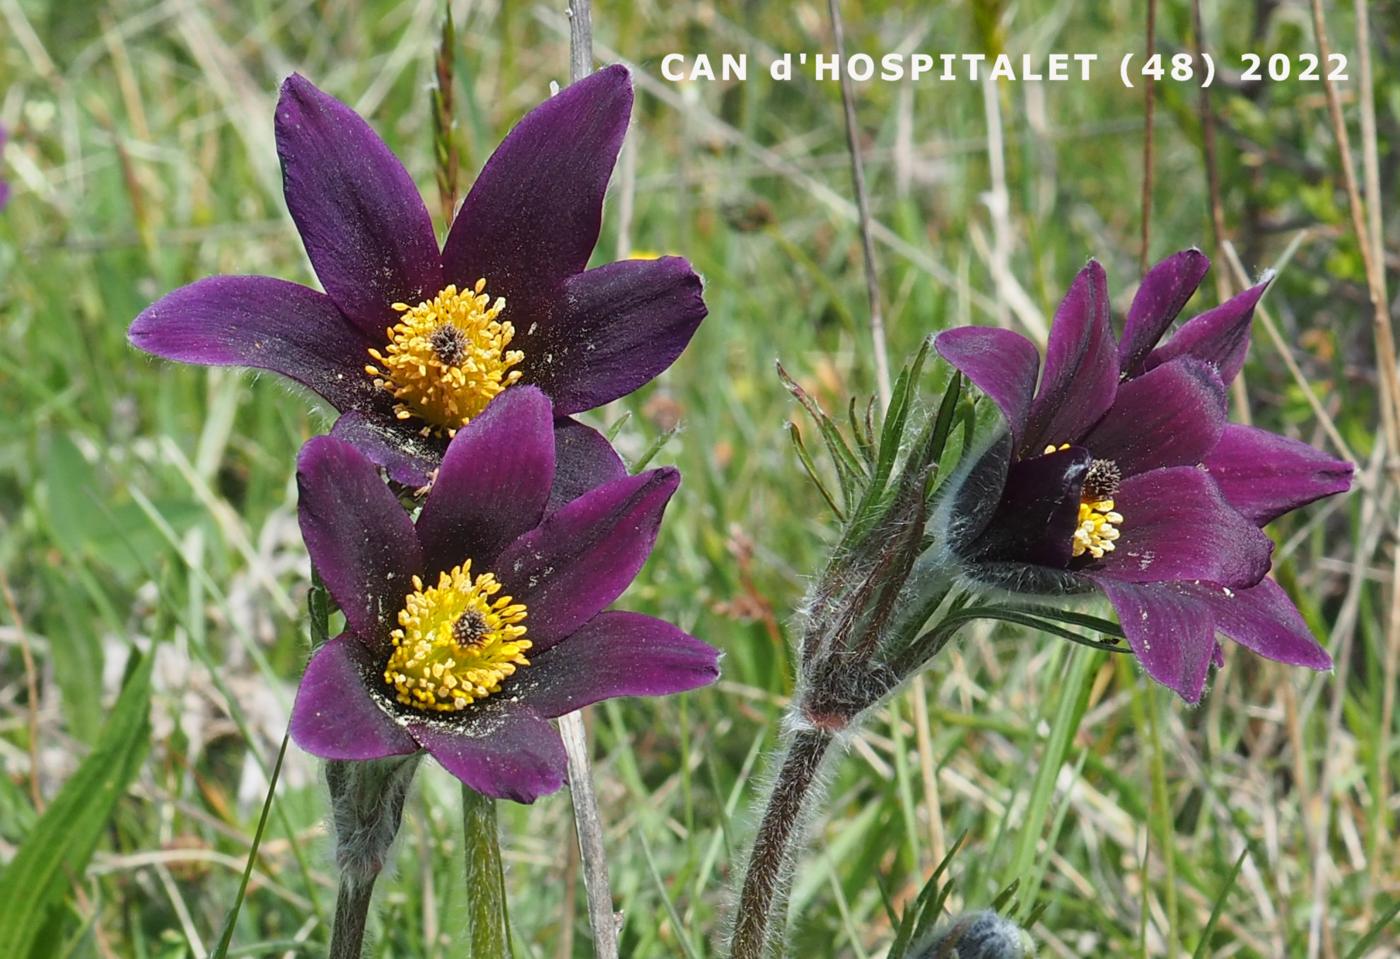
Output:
[
  {"xmin": 208, "ymin": 732, "xmax": 291, "ymax": 959},
  {"xmin": 1190, "ymin": 847, "xmax": 1248, "ymax": 959},
  {"xmin": 631, "ymin": 424, "xmax": 680, "ymax": 472},
  {"xmin": 1342, "ymin": 900, "xmax": 1399, "ymax": 959},
  {"xmin": 0, "ymin": 652, "xmax": 153, "ymax": 959},
  {"xmin": 638, "ymin": 831, "xmax": 702, "ymax": 959},
  {"xmin": 1005, "ymin": 645, "xmax": 1096, "ymax": 914},
  {"xmin": 788, "ymin": 421, "xmax": 846, "ymax": 519}
]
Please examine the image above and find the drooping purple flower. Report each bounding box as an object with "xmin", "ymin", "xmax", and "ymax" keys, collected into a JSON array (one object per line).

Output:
[
  {"xmin": 935, "ymin": 251, "xmax": 1352, "ymax": 702},
  {"xmin": 128, "ymin": 67, "xmax": 706, "ymax": 486},
  {"xmin": 289, "ymin": 386, "xmax": 718, "ymax": 802}
]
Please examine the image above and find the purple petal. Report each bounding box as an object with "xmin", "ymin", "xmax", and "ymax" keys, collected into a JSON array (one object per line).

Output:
[
  {"xmin": 549, "ymin": 417, "xmax": 627, "ymax": 514},
  {"xmin": 1179, "ymin": 578, "xmax": 1331, "ymax": 669},
  {"xmin": 1204, "ymin": 424, "xmax": 1353, "ymax": 526},
  {"xmin": 1091, "ymin": 578, "xmax": 1217, "ymax": 703},
  {"xmin": 409, "ymin": 704, "xmax": 566, "ymax": 803},
  {"xmin": 512, "ymin": 611, "xmax": 718, "ymax": 717},
  {"xmin": 129, "ymin": 276, "xmax": 384, "ymax": 413},
  {"xmin": 1097, "ymin": 466, "xmax": 1274, "ymax": 587},
  {"xmin": 291, "ymin": 634, "xmax": 419, "ymax": 760},
  {"xmin": 1081, "ymin": 358, "xmax": 1227, "ymax": 476},
  {"xmin": 1024, "ymin": 261, "xmax": 1119, "ymax": 454},
  {"xmin": 330, "ymin": 410, "xmax": 445, "ymax": 488},
  {"xmin": 297, "ymin": 436, "xmax": 423, "ymax": 645},
  {"xmin": 526, "ymin": 257, "xmax": 707, "ymax": 416},
  {"xmin": 417, "ymin": 387, "xmax": 556, "ymax": 576},
  {"xmin": 276, "ymin": 75, "xmax": 443, "ymax": 338},
  {"xmin": 941, "ymin": 433, "xmax": 1014, "ymax": 553},
  {"xmin": 934, "ymin": 327, "xmax": 1040, "ymax": 449},
  {"xmin": 1118, "ymin": 249, "xmax": 1210, "ymax": 375},
  {"xmin": 1144, "ymin": 278, "xmax": 1271, "ymax": 385},
  {"xmin": 495, "ymin": 467, "xmax": 680, "ymax": 652},
  {"xmin": 967, "ymin": 447, "xmax": 1090, "ymax": 568},
  {"xmin": 441, "ymin": 65, "xmax": 631, "ymax": 315}
]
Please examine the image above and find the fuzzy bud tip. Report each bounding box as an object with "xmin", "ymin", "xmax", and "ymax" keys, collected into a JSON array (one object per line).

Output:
[{"xmin": 913, "ymin": 910, "xmax": 1035, "ymax": 959}]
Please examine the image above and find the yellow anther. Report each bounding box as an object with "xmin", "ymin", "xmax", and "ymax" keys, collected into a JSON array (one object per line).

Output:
[
  {"xmin": 1041, "ymin": 443, "xmax": 1126, "ymax": 560},
  {"xmin": 383, "ymin": 561, "xmax": 530, "ymax": 712},
  {"xmin": 1072, "ymin": 498, "xmax": 1124, "ymax": 559},
  {"xmin": 365, "ymin": 280, "xmax": 524, "ymax": 436}
]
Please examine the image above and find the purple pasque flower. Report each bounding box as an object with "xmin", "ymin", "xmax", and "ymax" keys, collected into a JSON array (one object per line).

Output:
[
  {"xmin": 129, "ymin": 67, "xmax": 706, "ymax": 487},
  {"xmin": 289, "ymin": 386, "xmax": 718, "ymax": 802},
  {"xmin": 935, "ymin": 250, "xmax": 1352, "ymax": 702}
]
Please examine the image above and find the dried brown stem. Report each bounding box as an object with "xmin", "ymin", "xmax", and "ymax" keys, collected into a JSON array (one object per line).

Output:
[
  {"xmin": 827, "ymin": 0, "xmax": 891, "ymax": 408},
  {"xmin": 1351, "ymin": 0, "xmax": 1398, "ymax": 916},
  {"xmin": 567, "ymin": 0, "xmax": 593, "ymax": 85},
  {"xmin": 1308, "ymin": 0, "xmax": 1399, "ymax": 461},
  {"xmin": 1140, "ymin": 0, "xmax": 1158, "ymax": 273},
  {"xmin": 1307, "ymin": 5, "xmax": 1396, "ymax": 952},
  {"xmin": 1191, "ymin": 0, "xmax": 1227, "ymax": 260},
  {"xmin": 556, "ymin": 14, "xmax": 619, "ymax": 959}
]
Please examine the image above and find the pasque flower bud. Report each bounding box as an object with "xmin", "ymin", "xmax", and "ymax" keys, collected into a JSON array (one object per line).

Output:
[
  {"xmin": 778, "ymin": 342, "xmax": 966, "ymax": 733},
  {"xmin": 911, "ymin": 910, "xmax": 1036, "ymax": 959}
]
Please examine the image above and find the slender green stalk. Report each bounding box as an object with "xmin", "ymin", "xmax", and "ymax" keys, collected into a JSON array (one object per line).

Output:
[
  {"xmin": 1144, "ymin": 684, "xmax": 1180, "ymax": 958},
  {"xmin": 1005, "ymin": 644, "xmax": 1097, "ymax": 912},
  {"xmin": 209, "ymin": 733, "xmax": 290, "ymax": 959},
  {"xmin": 462, "ymin": 785, "xmax": 511, "ymax": 957}
]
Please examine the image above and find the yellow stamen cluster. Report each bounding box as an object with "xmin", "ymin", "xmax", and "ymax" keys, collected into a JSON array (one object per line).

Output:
[
  {"xmin": 1042, "ymin": 445, "xmax": 1124, "ymax": 560},
  {"xmin": 366, "ymin": 280, "xmax": 524, "ymax": 436},
  {"xmin": 1073, "ymin": 498, "xmax": 1123, "ymax": 559},
  {"xmin": 383, "ymin": 562, "xmax": 530, "ymax": 713}
]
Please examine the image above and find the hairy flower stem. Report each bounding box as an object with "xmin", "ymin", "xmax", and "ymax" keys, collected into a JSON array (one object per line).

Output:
[
  {"xmin": 324, "ymin": 756, "xmax": 420, "ymax": 959},
  {"xmin": 462, "ymin": 786, "xmax": 511, "ymax": 957},
  {"xmin": 729, "ymin": 727, "xmax": 834, "ymax": 959},
  {"xmin": 329, "ymin": 875, "xmax": 377, "ymax": 959}
]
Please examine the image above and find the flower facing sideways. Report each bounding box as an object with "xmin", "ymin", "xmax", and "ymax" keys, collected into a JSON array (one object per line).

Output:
[
  {"xmin": 935, "ymin": 251, "xmax": 1352, "ymax": 702},
  {"xmin": 289, "ymin": 387, "xmax": 718, "ymax": 801},
  {"xmin": 129, "ymin": 66, "xmax": 706, "ymax": 486}
]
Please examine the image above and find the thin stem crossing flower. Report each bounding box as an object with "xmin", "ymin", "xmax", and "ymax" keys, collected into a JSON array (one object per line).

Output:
[{"xmin": 129, "ymin": 67, "xmax": 706, "ymax": 486}]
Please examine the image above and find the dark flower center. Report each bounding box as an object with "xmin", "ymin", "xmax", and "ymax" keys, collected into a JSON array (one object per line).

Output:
[
  {"xmin": 365, "ymin": 282, "xmax": 524, "ymax": 435},
  {"xmin": 1083, "ymin": 459, "xmax": 1121, "ymax": 500},
  {"xmin": 384, "ymin": 564, "xmax": 529, "ymax": 713},
  {"xmin": 453, "ymin": 609, "xmax": 489, "ymax": 646},
  {"xmin": 429, "ymin": 323, "xmax": 469, "ymax": 367}
]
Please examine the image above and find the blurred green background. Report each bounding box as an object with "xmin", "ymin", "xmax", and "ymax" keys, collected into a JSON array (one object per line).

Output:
[{"xmin": 1, "ymin": 0, "xmax": 1395, "ymax": 956}]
